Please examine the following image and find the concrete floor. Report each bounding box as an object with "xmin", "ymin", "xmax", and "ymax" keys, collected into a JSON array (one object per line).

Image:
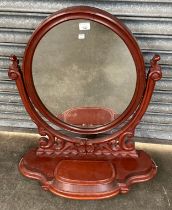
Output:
[{"xmin": 0, "ymin": 131, "xmax": 172, "ymax": 210}]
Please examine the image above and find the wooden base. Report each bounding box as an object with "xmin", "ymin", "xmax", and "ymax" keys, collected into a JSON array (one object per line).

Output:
[{"xmin": 19, "ymin": 148, "xmax": 157, "ymax": 200}]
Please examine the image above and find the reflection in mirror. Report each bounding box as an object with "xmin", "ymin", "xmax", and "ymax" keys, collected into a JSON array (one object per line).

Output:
[{"xmin": 32, "ymin": 19, "xmax": 136, "ymax": 127}]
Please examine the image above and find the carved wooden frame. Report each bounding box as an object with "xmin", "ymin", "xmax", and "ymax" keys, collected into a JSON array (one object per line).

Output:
[
  {"xmin": 8, "ymin": 6, "xmax": 162, "ymax": 200},
  {"xmin": 22, "ymin": 6, "xmax": 146, "ymax": 134}
]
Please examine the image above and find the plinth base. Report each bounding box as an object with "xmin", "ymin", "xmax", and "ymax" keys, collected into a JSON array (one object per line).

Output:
[{"xmin": 19, "ymin": 148, "xmax": 157, "ymax": 200}]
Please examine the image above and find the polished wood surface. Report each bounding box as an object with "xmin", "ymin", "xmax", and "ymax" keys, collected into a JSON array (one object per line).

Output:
[
  {"xmin": 19, "ymin": 149, "xmax": 157, "ymax": 200},
  {"xmin": 8, "ymin": 6, "xmax": 162, "ymax": 200}
]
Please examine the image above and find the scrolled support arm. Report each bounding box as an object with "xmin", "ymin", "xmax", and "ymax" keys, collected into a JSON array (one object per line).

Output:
[
  {"xmin": 8, "ymin": 55, "xmax": 82, "ymax": 146},
  {"xmin": 124, "ymin": 54, "xmax": 162, "ymax": 132}
]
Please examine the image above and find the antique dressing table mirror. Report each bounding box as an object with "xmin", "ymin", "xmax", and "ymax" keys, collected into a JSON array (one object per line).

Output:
[{"xmin": 8, "ymin": 6, "xmax": 162, "ymax": 200}]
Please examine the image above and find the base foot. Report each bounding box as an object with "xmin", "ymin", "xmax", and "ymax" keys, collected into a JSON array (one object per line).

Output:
[{"xmin": 19, "ymin": 148, "xmax": 157, "ymax": 200}]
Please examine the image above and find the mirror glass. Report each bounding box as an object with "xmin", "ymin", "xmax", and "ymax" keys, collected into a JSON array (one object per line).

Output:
[{"xmin": 32, "ymin": 19, "xmax": 136, "ymax": 128}]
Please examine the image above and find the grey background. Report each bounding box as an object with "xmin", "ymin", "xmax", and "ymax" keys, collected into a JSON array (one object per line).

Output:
[
  {"xmin": 0, "ymin": 0, "xmax": 172, "ymax": 140},
  {"xmin": 32, "ymin": 19, "xmax": 136, "ymax": 123}
]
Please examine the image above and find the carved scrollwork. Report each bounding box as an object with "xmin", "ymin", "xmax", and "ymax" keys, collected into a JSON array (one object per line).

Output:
[
  {"xmin": 8, "ymin": 69, "xmax": 20, "ymax": 80},
  {"xmin": 8, "ymin": 55, "xmax": 20, "ymax": 80},
  {"xmin": 37, "ymin": 135, "xmax": 137, "ymax": 158},
  {"xmin": 38, "ymin": 127, "xmax": 55, "ymax": 149},
  {"xmin": 149, "ymin": 55, "xmax": 162, "ymax": 81},
  {"xmin": 119, "ymin": 131, "xmax": 135, "ymax": 151}
]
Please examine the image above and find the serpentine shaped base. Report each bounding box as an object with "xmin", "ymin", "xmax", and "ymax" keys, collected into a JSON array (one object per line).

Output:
[{"xmin": 19, "ymin": 148, "xmax": 157, "ymax": 200}]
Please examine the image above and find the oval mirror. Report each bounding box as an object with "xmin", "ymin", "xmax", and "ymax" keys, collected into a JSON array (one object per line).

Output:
[{"xmin": 32, "ymin": 19, "xmax": 136, "ymax": 128}]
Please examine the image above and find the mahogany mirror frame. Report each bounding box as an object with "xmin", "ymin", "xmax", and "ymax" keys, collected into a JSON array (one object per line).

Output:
[
  {"xmin": 8, "ymin": 6, "xmax": 162, "ymax": 200},
  {"xmin": 22, "ymin": 6, "xmax": 146, "ymax": 134}
]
